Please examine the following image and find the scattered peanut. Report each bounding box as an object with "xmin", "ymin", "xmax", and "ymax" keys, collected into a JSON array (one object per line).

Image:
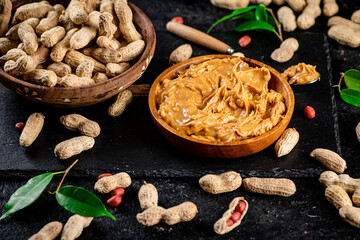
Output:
[
  {"xmin": 356, "ymin": 123, "xmax": 360, "ymax": 142},
  {"xmin": 297, "ymin": 0, "xmax": 321, "ymax": 30},
  {"xmin": 328, "ymin": 25, "xmax": 360, "ymax": 48},
  {"xmin": 199, "ymin": 171, "xmax": 242, "ymax": 194},
  {"xmin": 169, "ymin": 44, "xmax": 192, "ymax": 65},
  {"xmin": 209, "ymin": 0, "xmax": 250, "ymax": 10},
  {"xmin": 271, "ymin": 48, "xmax": 293, "ymax": 63},
  {"xmin": 54, "ymin": 136, "xmax": 95, "ymax": 159},
  {"xmin": 352, "ymin": 189, "xmax": 360, "ymax": 207},
  {"xmin": 171, "ymin": 16, "xmax": 183, "ymax": 24},
  {"xmin": 328, "ymin": 16, "xmax": 360, "ymax": 32},
  {"xmin": 214, "ymin": 197, "xmax": 248, "ymax": 235},
  {"xmin": 286, "ymin": 0, "xmax": 306, "ymax": 13},
  {"xmin": 323, "ymin": 0, "xmax": 339, "ymax": 17},
  {"xmin": 277, "ymin": 6, "xmax": 297, "ymax": 32},
  {"xmin": 136, "ymin": 202, "xmax": 198, "ymax": 226},
  {"xmin": 310, "ymin": 148, "xmax": 347, "ymax": 173},
  {"xmin": 280, "ymin": 37, "xmax": 299, "ymax": 52},
  {"xmin": 19, "ymin": 112, "xmax": 45, "ymax": 147},
  {"xmin": 339, "ymin": 206, "xmax": 360, "ymax": 228},
  {"xmin": 15, "ymin": 122, "xmax": 25, "ymax": 132},
  {"xmin": 61, "ymin": 214, "xmax": 93, "ymax": 240},
  {"xmin": 60, "ymin": 114, "xmax": 100, "ymax": 138},
  {"xmin": 304, "ymin": 106, "xmax": 316, "ymax": 119},
  {"xmin": 94, "ymin": 172, "xmax": 132, "ymax": 194},
  {"xmin": 107, "ymin": 90, "xmax": 133, "ymax": 117},
  {"xmin": 274, "ymin": 128, "xmax": 299, "ymax": 158},
  {"xmin": 0, "ymin": 0, "xmax": 12, "ymax": 36},
  {"xmin": 28, "ymin": 221, "xmax": 63, "ymax": 240},
  {"xmin": 238, "ymin": 35, "xmax": 251, "ymax": 47},
  {"xmin": 319, "ymin": 171, "xmax": 360, "ymax": 194},
  {"xmin": 325, "ymin": 185, "xmax": 352, "ymax": 209},
  {"xmin": 138, "ymin": 182, "xmax": 158, "ymax": 211},
  {"xmin": 243, "ymin": 177, "xmax": 296, "ymax": 197},
  {"xmin": 352, "ymin": 10, "xmax": 360, "ymax": 24}
]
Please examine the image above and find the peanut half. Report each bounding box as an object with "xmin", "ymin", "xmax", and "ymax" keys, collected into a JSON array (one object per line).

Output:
[
  {"xmin": 214, "ymin": 197, "xmax": 248, "ymax": 235},
  {"xmin": 325, "ymin": 185, "xmax": 352, "ymax": 209},
  {"xmin": 199, "ymin": 171, "xmax": 242, "ymax": 194},
  {"xmin": 243, "ymin": 177, "xmax": 296, "ymax": 197},
  {"xmin": 310, "ymin": 148, "xmax": 347, "ymax": 173},
  {"xmin": 20, "ymin": 112, "xmax": 45, "ymax": 147},
  {"xmin": 274, "ymin": 128, "xmax": 299, "ymax": 157}
]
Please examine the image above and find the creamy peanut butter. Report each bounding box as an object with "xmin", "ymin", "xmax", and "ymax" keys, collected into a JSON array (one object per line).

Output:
[
  {"xmin": 156, "ymin": 58, "xmax": 286, "ymax": 143},
  {"xmin": 281, "ymin": 63, "xmax": 320, "ymax": 85}
]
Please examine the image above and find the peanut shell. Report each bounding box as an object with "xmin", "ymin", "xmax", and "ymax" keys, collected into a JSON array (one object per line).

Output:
[
  {"xmin": 310, "ymin": 148, "xmax": 347, "ymax": 173},
  {"xmin": 199, "ymin": 171, "xmax": 242, "ymax": 194},
  {"xmin": 243, "ymin": 177, "xmax": 296, "ymax": 197},
  {"xmin": 325, "ymin": 185, "xmax": 352, "ymax": 209},
  {"xmin": 274, "ymin": 128, "xmax": 299, "ymax": 157}
]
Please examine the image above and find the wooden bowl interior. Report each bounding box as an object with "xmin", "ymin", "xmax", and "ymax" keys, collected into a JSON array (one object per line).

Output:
[
  {"xmin": 148, "ymin": 55, "xmax": 295, "ymax": 158},
  {"xmin": 0, "ymin": 0, "xmax": 156, "ymax": 107}
]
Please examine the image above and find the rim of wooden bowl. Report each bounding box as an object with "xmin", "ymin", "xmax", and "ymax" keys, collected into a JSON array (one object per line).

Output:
[
  {"xmin": 0, "ymin": 2, "xmax": 156, "ymax": 101},
  {"xmin": 148, "ymin": 55, "xmax": 295, "ymax": 147}
]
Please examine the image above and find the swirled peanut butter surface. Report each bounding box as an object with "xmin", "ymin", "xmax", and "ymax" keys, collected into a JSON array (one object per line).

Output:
[
  {"xmin": 281, "ymin": 63, "xmax": 320, "ymax": 85},
  {"xmin": 156, "ymin": 58, "xmax": 286, "ymax": 142}
]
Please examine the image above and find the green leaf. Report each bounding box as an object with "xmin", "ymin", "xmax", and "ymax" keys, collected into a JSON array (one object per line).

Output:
[
  {"xmin": 0, "ymin": 173, "xmax": 55, "ymax": 220},
  {"xmin": 56, "ymin": 186, "xmax": 116, "ymax": 220},
  {"xmin": 207, "ymin": 6, "xmax": 257, "ymax": 33},
  {"xmin": 343, "ymin": 69, "xmax": 360, "ymax": 91},
  {"xmin": 255, "ymin": 4, "xmax": 268, "ymax": 22},
  {"xmin": 234, "ymin": 19, "xmax": 275, "ymax": 32},
  {"xmin": 266, "ymin": 12, "xmax": 276, "ymax": 25},
  {"xmin": 232, "ymin": 11, "xmax": 255, "ymax": 21},
  {"xmin": 339, "ymin": 88, "xmax": 360, "ymax": 107}
]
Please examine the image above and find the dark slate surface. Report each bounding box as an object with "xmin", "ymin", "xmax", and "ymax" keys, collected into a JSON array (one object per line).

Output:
[{"xmin": 1, "ymin": 0, "xmax": 360, "ymax": 239}]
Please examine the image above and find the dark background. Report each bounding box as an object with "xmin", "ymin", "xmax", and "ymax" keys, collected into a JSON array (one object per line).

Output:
[{"xmin": 1, "ymin": 0, "xmax": 360, "ymax": 239}]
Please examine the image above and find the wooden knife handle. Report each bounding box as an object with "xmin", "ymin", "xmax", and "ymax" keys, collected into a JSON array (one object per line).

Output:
[{"xmin": 166, "ymin": 21, "xmax": 234, "ymax": 54}]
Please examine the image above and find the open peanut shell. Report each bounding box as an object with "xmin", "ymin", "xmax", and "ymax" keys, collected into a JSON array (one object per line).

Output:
[{"xmin": 214, "ymin": 197, "xmax": 248, "ymax": 235}]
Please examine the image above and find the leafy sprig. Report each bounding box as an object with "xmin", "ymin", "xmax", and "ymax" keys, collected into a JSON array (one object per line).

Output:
[
  {"xmin": 336, "ymin": 69, "xmax": 360, "ymax": 107},
  {"xmin": 0, "ymin": 160, "xmax": 115, "ymax": 220},
  {"xmin": 207, "ymin": 4, "xmax": 283, "ymax": 41}
]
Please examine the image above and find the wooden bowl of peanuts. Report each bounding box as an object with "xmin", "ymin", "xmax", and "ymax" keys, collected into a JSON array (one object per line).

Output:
[
  {"xmin": 149, "ymin": 55, "xmax": 295, "ymax": 158},
  {"xmin": 0, "ymin": 0, "xmax": 156, "ymax": 107}
]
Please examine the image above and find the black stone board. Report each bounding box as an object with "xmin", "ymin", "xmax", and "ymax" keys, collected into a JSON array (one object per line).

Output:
[{"xmin": 0, "ymin": 33, "xmax": 340, "ymax": 178}]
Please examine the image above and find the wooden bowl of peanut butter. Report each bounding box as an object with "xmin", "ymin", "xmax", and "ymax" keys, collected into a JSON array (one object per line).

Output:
[{"xmin": 149, "ymin": 55, "xmax": 295, "ymax": 158}]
